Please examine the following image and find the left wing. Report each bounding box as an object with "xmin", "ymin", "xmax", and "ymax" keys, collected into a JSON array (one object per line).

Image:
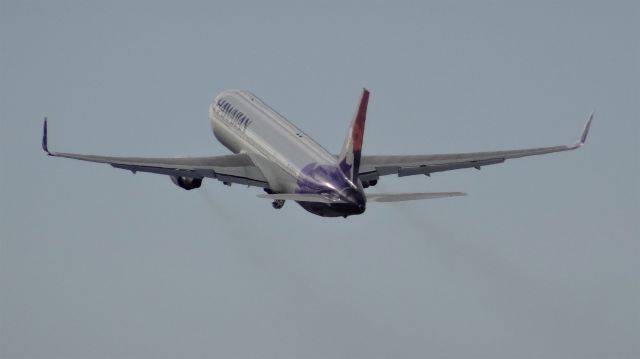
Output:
[
  {"xmin": 42, "ymin": 119, "xmax": 269, "ymax": 187},
  {"xmin": 359, "ymin": 114, "xmax": 592, "ymax": 182}
]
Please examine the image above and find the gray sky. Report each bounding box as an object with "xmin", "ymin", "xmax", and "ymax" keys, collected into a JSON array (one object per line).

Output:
[{"xmin": 1, "ymin": 1, "xmax": 638, "ymax": 358}]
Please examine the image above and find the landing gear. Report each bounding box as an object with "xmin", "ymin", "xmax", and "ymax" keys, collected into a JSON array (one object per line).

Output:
[{"xmin": 264, "ymin": 189, "xmax": 284, "ymax": 209}]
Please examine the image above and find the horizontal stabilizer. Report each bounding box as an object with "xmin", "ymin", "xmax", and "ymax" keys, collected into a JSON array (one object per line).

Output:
[
  {"xmin": 258, "ymin": 193, "xmax": 348, "ymax": 204},
  {"xmin": 366, "ymin": 192, "xmax": 466, "ymax": 203}
]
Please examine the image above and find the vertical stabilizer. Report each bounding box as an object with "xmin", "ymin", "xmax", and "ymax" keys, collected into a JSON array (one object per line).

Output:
[{"xmin": 338, "ymin": 88, "xmax": 369, "ymax": 182}]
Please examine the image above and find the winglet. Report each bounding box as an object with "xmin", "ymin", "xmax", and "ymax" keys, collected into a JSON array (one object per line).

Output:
[
  {"xmin": 42, "ymin": 117, "xmax": 51, "ymax": 155},
  {"xmin": 571, "ymin": 112, "xmax": 593, "ymax": 149}
]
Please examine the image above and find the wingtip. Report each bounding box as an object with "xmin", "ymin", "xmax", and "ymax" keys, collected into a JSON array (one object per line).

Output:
[
  {"xmin": 42, "ymin": 117, "xmax": 51, "ymax": 155},
  {"xmin": 582, "ymin": 112, "xmax": 594, "ymax": 144},
  {"xmin": 570, "ymin": 112, "xmax": 593, "ymax": 149}
]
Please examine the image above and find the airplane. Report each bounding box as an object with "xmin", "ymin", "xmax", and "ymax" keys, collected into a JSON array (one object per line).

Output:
[{"xmin": 42, "ymin": 88, "xmax": 592, "ymax": 218}]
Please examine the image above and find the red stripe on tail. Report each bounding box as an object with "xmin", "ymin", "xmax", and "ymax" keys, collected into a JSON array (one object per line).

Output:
[
  {"xmin": 338, "ymin": 88, "xmax": 369, "ymax": 181},
  {"xmin": 352, "ymin": 89, "xmax": 369, "ymax": 152}
]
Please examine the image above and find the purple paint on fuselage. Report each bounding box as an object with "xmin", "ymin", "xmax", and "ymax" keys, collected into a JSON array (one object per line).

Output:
[
  {"xmin": 297, "ymin": 163, "xmax": 352, "ymax": 195},
  {"xmin": 295, "ymin": 163, "xmax": 366, "ymax": 217}
]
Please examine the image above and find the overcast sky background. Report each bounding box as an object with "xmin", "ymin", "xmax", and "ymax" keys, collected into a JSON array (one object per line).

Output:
[{"xmin": 1, "ymin": 1, "xmax": 638, "ymax": 358}]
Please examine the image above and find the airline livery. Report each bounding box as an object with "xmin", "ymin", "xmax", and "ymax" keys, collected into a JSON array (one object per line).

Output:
[{"xmin": 42, "ymin": 89, "xmax": 592, "ymax": 218}]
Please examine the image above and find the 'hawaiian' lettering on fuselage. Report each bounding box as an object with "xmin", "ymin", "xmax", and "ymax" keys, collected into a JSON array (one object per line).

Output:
[{"xmin": 217, "ymin": 98, "xmax": 252, "ymax": 132}]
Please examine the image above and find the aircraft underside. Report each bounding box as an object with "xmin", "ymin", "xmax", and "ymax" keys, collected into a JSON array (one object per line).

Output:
[{"xmin": 296, "ymin": 201, "xmax": 366, "ymax": 218}]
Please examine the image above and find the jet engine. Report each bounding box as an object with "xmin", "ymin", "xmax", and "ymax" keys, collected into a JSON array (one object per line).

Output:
[
  {"xmin": 171, "ymin": 176, "xmax": 203, "ymax": 190},
  {"xmin": 362, "ymin": 180, "xmax": 378, "ymax": 188}
]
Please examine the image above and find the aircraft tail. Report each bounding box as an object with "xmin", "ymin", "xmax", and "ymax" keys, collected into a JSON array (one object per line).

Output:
[{"xmin": 338, "ymin": 88, "xmax": 369, "ymax": 182}]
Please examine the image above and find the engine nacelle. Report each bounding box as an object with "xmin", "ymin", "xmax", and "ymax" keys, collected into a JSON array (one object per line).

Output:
[
  {"xmin": 362, "ymin": 179, "xmax": 378, "ymax": 188},
  {"xmin": 171, "ymin": 176, "xmax": 203, "ymax": 190}
]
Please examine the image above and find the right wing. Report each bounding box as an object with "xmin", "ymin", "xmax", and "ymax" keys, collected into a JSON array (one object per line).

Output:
[
  {"xmin": 359, "ymin": 114, "xmax": 593, "ymax": 182},
  {"xmin": 42, "ymin": 119, "xmax": 269, "ymax": 188}
]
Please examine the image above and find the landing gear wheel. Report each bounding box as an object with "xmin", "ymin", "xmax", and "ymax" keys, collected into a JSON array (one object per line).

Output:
[{"xmin": 272, "ymin": 199, "xmax": 285, "ymax": 209}]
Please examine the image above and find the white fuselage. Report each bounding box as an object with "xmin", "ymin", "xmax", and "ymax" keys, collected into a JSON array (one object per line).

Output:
[
  {"xmin": 208, "ymin": 89, "xmax": 366, "ymax": 217},
  {"xmin": 209, "ymin": 90, "xmax": 336, "ymax": 192}
]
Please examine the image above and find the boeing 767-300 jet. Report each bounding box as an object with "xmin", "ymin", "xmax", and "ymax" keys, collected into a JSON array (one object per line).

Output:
[{"xmin": 42, "ymin": 89, "xmax": 592, "ymax": 218}]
